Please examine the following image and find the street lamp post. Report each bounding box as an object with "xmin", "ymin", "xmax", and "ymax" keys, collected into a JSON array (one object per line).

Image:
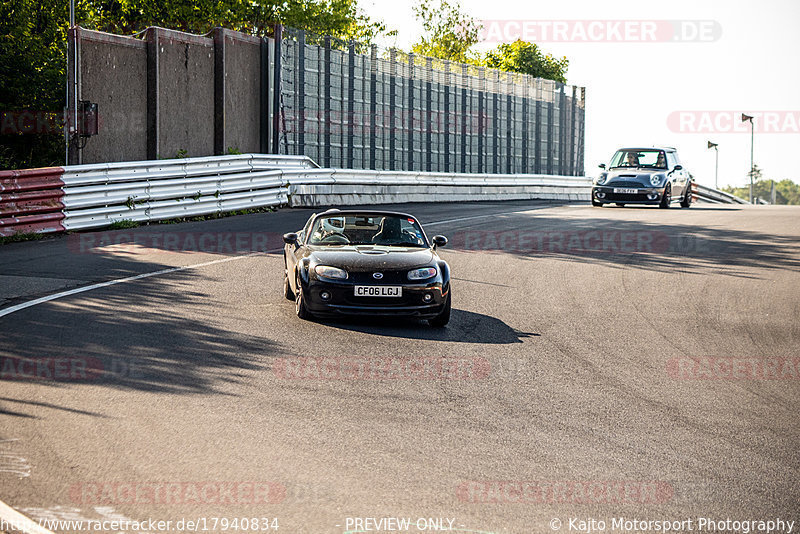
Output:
[
  {"xmin": 741, "ymin": 113, "xmax": 754, "ymax": 204},
  {"xmin": 707, "ymin": 141, "xmax": 719, "ymax": 190}
]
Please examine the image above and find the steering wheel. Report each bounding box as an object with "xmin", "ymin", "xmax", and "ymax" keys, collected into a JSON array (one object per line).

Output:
[{"xmin": 319, "ymin": 232, "xmax": 349, "ymax": 244}]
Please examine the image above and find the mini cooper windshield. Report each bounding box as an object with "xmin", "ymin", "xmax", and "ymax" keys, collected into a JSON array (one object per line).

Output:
[
  {"xmin": 308, "ymin": 214, "xmax": 429, "ymax": 247},
  {"xmin": 609, "ymin": 149, "xmax": 668, "ymax": 170}
]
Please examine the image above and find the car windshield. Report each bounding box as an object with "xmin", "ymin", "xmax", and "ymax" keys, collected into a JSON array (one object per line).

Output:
[
  {"xmin": 609, "ymin": 149, "xmax": 667, "ymax": 170},
  {"xmin": 307, "ymin": 214, "xmax": 429, "ymax": 247}
]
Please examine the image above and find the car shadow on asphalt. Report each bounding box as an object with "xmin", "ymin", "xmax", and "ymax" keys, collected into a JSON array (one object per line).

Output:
[{"xmin": 314, "ymin": 309, "xmax": 539, "ymax": 343}]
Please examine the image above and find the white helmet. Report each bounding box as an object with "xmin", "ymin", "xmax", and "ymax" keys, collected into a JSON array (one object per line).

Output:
[{"xmin": 320, "ymin": 216, "xmax": 345, "ymax": 233}]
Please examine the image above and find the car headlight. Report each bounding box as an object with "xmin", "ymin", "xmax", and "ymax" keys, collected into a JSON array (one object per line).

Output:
[
  {"xmin": 408, "ymin": 267, "xmax": 437, "ymax": 280},
  {"xmin": 314, "ymin": 265, "xmax": 348, "ymax": 279},
  {"xmin": 595, "ymin": 173, "xmax": 608, "ymax": 185},
  {"xmin": 650, "ymin": 174, "xmax": 665, "ymax": 186}
]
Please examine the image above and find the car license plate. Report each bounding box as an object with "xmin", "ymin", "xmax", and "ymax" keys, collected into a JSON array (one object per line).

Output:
[
  {"xmin": 355, "ymin": 286, "xmax": 402, "ymax": 297},
  {"xmin": 613, "ymin": 188, "xmax": 638, "ymax": 194}
]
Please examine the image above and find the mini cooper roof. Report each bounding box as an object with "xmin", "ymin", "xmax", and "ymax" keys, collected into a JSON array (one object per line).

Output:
[{"xmin": 617, "ymin": 146, "xmax": 677, "ymax": 152}]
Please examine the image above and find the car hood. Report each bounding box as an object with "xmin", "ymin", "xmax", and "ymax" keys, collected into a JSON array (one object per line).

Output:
[
  {"xmin": 604, "ymin": 168, "xmax": 665, "ymax": 185},
  {"xmin": 307, "ymin": 245, "xmax": 436, "ymax": 271}
]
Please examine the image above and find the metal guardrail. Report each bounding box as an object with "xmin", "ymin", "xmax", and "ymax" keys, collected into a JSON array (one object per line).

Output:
[
  {"xmin": 0, "ymin": 168, "xmax": 66, "ymax": 236},
  {"xmin": 693, "ymin": 183, "xmax": 749, "ymax": 204},
  {"xmin": 60, "ymin": 155, "xmax": 318, "ymax": 230},
  {"xmin": 1, "ymin": 155, "xmax": 749, "ymax": 237}
]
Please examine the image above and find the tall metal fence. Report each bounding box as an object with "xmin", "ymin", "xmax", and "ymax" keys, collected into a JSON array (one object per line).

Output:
[
  {"xmin": 275, "ymin": 26, "xmax": 585, "ymax": 175},
  {"xmin": 67, "ymin": 25, "xmax": 585, "ymax": 174}
]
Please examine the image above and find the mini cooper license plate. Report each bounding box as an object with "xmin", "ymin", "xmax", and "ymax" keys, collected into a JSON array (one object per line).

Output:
[
  {"xmin": 613, "ymin": 188, "xmax": 638, "ymax": 194},
  {"xmin": 355, "ymin": 286, "xmax": 402, "ymax": 297}
]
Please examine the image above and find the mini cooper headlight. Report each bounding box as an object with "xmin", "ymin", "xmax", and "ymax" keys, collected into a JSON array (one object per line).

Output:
[
  {"xmin": 650, "ymin": 174, "xmax": 665, "ymax": 186},
  {"xmin": 595, "ymin": 173, "xmax": 608, "ymax": 185},
  {"xmin": 408, "ymin": 267, "xmax": 437, "ymax": 280},
  {"xmin": 314, "ymin": 265, "xmax": 348, "ymax": 279}
]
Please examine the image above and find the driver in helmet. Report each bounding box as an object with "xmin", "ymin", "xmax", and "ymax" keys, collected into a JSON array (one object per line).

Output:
[{"xmin": 312, "ymin": 216, "xmax": 346, "ymax": 242}]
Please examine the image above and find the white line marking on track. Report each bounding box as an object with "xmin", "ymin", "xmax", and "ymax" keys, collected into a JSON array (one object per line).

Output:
[
  {"xmin": 0, "ymin": 204, "xmax": 562, "ymax": 319},
  {"xmin": 0, "ymin": 252, "xmax": 275, "ymax": 319}
]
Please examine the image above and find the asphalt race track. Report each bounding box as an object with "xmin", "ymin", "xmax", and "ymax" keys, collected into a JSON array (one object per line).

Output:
[{"xmin": 1, "ymin": 200, "xmax": 799, "ymax": 534}]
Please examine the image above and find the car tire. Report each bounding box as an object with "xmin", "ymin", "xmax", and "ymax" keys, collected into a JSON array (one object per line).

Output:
[
  {"xmin": 295, "ymin": 276, "xmax": 313, "ymax": 320},
  {"xmin": 283, "ymin": 270, "xmax": 295, "ymax": 300},
  {"xmin": 615, "ymin": 203, "xmax": 625, "ymax": 207},
  {"xmin": 659, "ymin": 185, "xmax": 671, "ymax": 209},
  {"xmin": 680, "ymin": 184, "xmax": 693, "ymax": 208},
  {"xmin": 428, "ymin": 292, "xmax": 451, "ymax": 327},
  {"xmin": 591, "ymin": 198, "xmax": 603, "ymax": 207}
]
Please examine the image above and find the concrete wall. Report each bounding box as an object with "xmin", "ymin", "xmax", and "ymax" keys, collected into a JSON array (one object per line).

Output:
[
  {"xmin": 74, "ymin": 27, "xmax": 268, "ymax": 164},
  {"xmin": 221, "ymin": 31, "xmax": 262, "ymax": 154},
  {"xmin": 154, "ymin": 29, "xmax": 215, "ymax": 159},
  {"xmin": 79, "ymin": 30, "xmax": 148, "ymax": 163}
]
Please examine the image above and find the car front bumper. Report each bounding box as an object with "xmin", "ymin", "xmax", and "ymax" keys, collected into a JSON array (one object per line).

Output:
[
  {"xmin": 592, "ymin": 186, "xmax": 666, "ymax": 204},
  {"xmin": 300, "ymin": 278, "xmax": 449, "ymax": 318}
]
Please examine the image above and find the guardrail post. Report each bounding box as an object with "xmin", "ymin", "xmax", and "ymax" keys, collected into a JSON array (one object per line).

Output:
[
  {"xmin": 388, "ymin": 49, "xmax": 397, "ymax": 171},
  {"xmin": 297, "ymin": 30, "xmax": 305, "ymax": 158},
  {"xmin": 259, "ymin": 37, "xmax": 269, "ymax": 153},
  {"xmin": 407, "ymin": 53, "xmax": 415, "ymax": 171},
  {"xmin": 67, "ymin": 27, "xmax": 81, "ymax": 165},
  {"xmin": 460, "ymin": 64, "xmax": 467, "ymax": 174},
  {"xmin": 569, "ymin": 86, "xmax": 577, "ymax": 176},
  {"xmin": 477, "ymin": 66, "xmax": 485, "ymax": 174},
  {"xmin": 492, "ymin": 70, "xmax": 499, "ymax": 174},
  {"xmin": 506, "ymin": 76, "xmax": 512, "ymax": 174},
  {"xmin": 534, "ymin": 79, "xmax": 542, "ymax": 174},
  {"xmin": 146, "ymin": 27, "xmax": 160, "ymax": 160},
  {"xmin": 443, "ymin": 60, "xmax": 450, "ymax": 173},
  {"xmin": 213, "ymin": 28, "xmax": 226, "ymax": 156},
  {"xmin": 558, "ymin": 83, "xmax": 566, "ymax": 175},
  {"xmin": 521, "ymin": 77, "xmax": 529, "ymax": 174},
  {"xmin": 425, "ymin": 57, "xmax": 433, "ymax": 173},
  {"xmin": 271, "ymin": 24, "xmax": 282, "ymax": 154},
  {"xmin": 546, "ymin": 83, "xmax": 554, "ymax": 175},
  {"xmin": 323, "ymin": 36, "xmax": 331, "ymax": 167},
  {"xmin": 369, "ymin": 44, "xmax": 377, "ymax": 170},
  {"xmin": 347, "ymin": 40, "xmax": 355, "ymax": 169}
]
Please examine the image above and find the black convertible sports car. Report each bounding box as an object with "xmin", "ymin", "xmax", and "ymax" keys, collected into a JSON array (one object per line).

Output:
[{"xmin": 282, "ymin": 209, "xmax": 451, "ymax": 326}]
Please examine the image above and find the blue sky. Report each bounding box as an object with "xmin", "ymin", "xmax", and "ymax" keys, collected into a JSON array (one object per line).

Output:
[{"xmin": 359, "ymin": 0, "xmax": 800, "ymax": 187}]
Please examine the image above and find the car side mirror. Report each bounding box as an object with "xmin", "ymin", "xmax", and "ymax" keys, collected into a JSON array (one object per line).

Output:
[
  {"xmin": 432, "ymin": 235, "xmax": 448, "ymax": 248},
  {"xmin": 283, "ymin": 232, "xmax": 298, "ymax": 245},
  {"xmin": 673, "ymin": 165, "xmax": 683, "ymax": 171},
  {"xmin": 598, "ymin": 163, "xmax": 606, "ymax": 170}
]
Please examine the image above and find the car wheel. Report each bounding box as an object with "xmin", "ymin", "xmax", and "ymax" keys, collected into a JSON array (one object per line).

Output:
[
  {"xmin": 428, "ymin": 292, "xmax": 451, "ymax": 327},
  {"xmin": 615, "ymin": 203, "xmax": 625, "ymax": 207},
  {"xmin": 659, "ymin": 185, "xmax": 671, "ymax": 209},
  {"xmin": 283, "ymin": 270, "xmax": 295, "ymax": 300},
  {"xmin": 591, "ymin": 197, "xmax": 603, "ymax": 207},
  {"xmin": 295, "ymin": 276, "xmax": 313, "ymax": 320},
  {"xmin": 680, "ymin": 184, "xmax": 693, "ymax": 208}
]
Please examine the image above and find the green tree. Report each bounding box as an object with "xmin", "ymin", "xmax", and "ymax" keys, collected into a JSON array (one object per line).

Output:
[
  {"xmin": 722, "ymin": 167, "xmax": 800, "ymax": 205},
  {"xmin": 411, "ymin": 0, "xmax": 481, "ymax": 63},
  {"xmin": 1, "ymin": 0, "xmax": 391, "ymax": 169},
  {"xmin": 483, "ymin": 40, "xmax": 569, "ymax": 84}
]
